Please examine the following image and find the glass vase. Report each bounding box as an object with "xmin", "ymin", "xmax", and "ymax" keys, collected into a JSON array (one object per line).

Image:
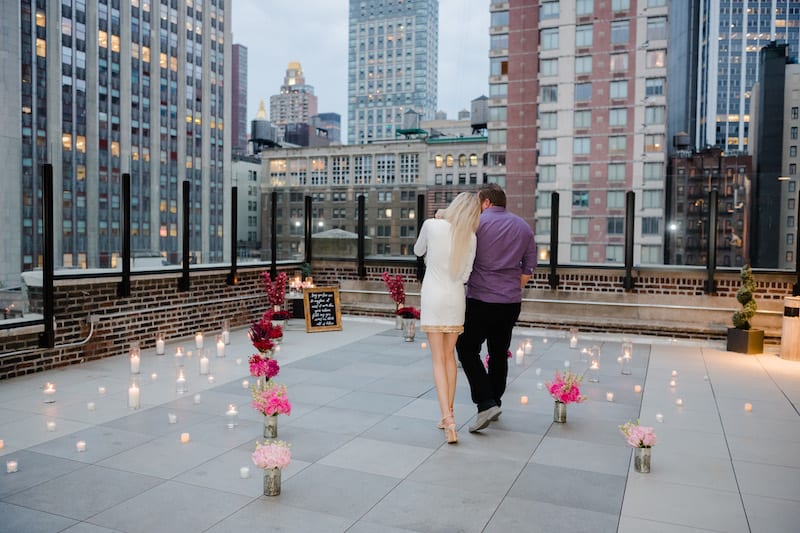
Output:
[
  {"xmin": 264, "ymin": 415, "xmax": 278, "ymax": 438},
  {"xmin": 403, "ymin": 318, "xmax": 416, "ymax": 342},
  {"xmin": 553, "ymin": 401, "xmax": 567, "ymax": 423},
  {"xmin": 634, "ymin": 447, "xmax": 652, "ymax": 473},
  {"xmin": 263, "ymin": 467, "xmax": 281, "ymax": 496}
]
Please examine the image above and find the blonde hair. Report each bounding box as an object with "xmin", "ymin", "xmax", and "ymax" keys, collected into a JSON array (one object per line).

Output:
[{"xmin": 442, "ymin": 192, "xmax": 480, "ymax": 277}]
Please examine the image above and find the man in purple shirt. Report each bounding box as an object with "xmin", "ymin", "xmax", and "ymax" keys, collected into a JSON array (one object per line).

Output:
[{"xmin": 457, "ymin": 183, "xmax": 537, "ymax": 432}]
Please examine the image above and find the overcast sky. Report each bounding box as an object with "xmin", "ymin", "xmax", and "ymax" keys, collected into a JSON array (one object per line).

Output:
[{"xmin": 231, "ymin": 0, "xmax": 489, "ymax": 137}]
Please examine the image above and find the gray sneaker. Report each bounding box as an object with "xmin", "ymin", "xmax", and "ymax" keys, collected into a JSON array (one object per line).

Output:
[{"xmin": 468, "ymin": 406, "xmax": 502, "ymax": 433}]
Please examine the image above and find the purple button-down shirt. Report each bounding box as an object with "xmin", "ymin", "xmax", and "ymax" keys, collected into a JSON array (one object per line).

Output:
[{"xmin": 466, "ymin": 206, "xmax": 537, "ymax": 303}]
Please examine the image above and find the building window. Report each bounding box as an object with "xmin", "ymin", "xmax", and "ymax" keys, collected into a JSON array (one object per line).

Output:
[
  {"xmin": 575, "ymin": 83, "xmax": 592, "ymax": 101},
  {"xmin": 793, "ymin": 107, "xmax": 799, "ymax": 120},
  {"xmin": 539, "ymin": 165, "xmax": 556, "ymax": 183},
  {"xmin": 576, "ymin": 0, "xmax": 593, "ymax": 15},
  {"xmin": 490, "ymin": 10, "xmax": 509, "ymax": 27},
  {"xmin": 610, "ymin": 53, "xmax": 628, "ymax": 72},
  {"xmin": 647, "ymin": 16, "xmax": 667, "ymax": 41},
  {"xmin": 575, "ymin": 56, "xmax": 592, "ymax": 75},
  {"xmin": 646, "ymin": 50, "xmax": 666, "ymax": 68},
  {"xmin": 573, "ymin": 137, "xmax": 590, "ymax": 155},
  {"xmin": 541, "ymin": 58, "xmax": 558, "ymax": 77},
  {"xmin": 540, "ymin": 138, "xmax": 557, "ymax": 156},
  {"xmin": 573, "ymin": 164, "xmax": 589, "ymax": 182},
  {"xmin": 610, "ymin": 80, "xmax": 628, "ymax": 99},
  {"xmin": 606, "ymin": 245, "xmax": 624, "ymax": 263},
  {"xmin": 608, "ymin": 163, "xmax": 625, "ymax": 182},
  {"xmin": 607, "ymin": 191, "xmax": 625, "ymax": 209},
  {"xmin": 609, "ymin": 108, "xmax": 627, "ymax": 127},
  {"xmin": 537, "ymin": 193, "xmax": 552, "ymax": 210},
  {"xmin": 790, "ymin": 146, "xmax": 797, "ymax": 157},
  {"xmin": 540, "ymin": 111, "xmax": 558, "ymax": 130},
  {"xmin": 572, "ymin": 218, "xmax": 589, "ymax": 235},
  {"xmin": 645, "ymin": 134, "xmax": 665, "ymax": 152},
  {"xmin": 792, "ymin": 127, "xmax": 798, "ymax": 140},
  {"xmin": 610, "ymin": 20, "xmax": 629, "ymax": 44},
  {"xmin": 540, "ymin": 1, "xmax": 559, "ymax": 19},
  {"xmin": 576, "ymin": 25, "xmax": 593, "ymax": 48},
  {"xmin": 612, "ymin": 0, "xmax": 630, "ymax": 11},
  {"xmin": 642, "ymin": 217, "xmax": 660, "ymax": 234},
  {"xmin": 572, "ymin": 191, "xmax": 589, "ymax": 208},
  {"xmin": 643, "ymin": 190, "xmax": 662, "ymax": 208},
  {"xmin": 540, "ymin": 85, "xmax": 558, "ymax": 103},
  {"xmin": 571, "ymin": 244, "xmax": 588, "ymax": 262},
  {"xmin": 541, "ymin": 28, "xmax": 559, "ymax": 50},
  {"xmin": 791, "ymin": 163, "xmax": 797, "ymax": 175},
  {"xmin": 609, "ymin": 136, "xmax": 626, "ymax": 153},
  {"xmin": 645, "ymin": 106, "xmax": 665, "ymax": 124},
  {"xmin": 644, "ymin": 162, "xmax": 663, "ymax": 181},
  {"xmin": 641, "ymin": 245, "xmax": 661, "ymax": 264},
  {"xmin": 608, "ymin": 217, "xmax": 624, "ymax": 234},
  {"xmin": 646, "ymin": 78, "xmax": 665, "ymax": 96},
  {"xmin": 574, "ymin": 110, "xmax": 591, "ymax": 129}
]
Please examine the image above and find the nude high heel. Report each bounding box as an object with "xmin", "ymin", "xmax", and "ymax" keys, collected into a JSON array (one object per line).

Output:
[{"xmin": 443, "ymin": 415, "xmax": 458, "ymax": 444}]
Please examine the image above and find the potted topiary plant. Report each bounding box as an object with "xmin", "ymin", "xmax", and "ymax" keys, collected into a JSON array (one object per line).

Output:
[{"xmin": 726, "ymin": 265, "xmax": 764, "ymax": 354}]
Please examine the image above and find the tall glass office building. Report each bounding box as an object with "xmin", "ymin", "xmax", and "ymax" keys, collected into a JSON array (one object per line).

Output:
[
  {"xmin": 697, "ymin": 0, "xmax": 800, "ymax": 151},
  {"xmin": 347, "ymin": 0, "xmax": 438, "ymax": 144},
  {"xmin": 0, "ymin": 0, "xmax": 231, "ymax": 283}
]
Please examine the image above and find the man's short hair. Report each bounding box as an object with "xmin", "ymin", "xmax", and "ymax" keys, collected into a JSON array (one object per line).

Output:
[{"xmin": 478, "ymin": 183, "xmax": 506, "ymax": 207}]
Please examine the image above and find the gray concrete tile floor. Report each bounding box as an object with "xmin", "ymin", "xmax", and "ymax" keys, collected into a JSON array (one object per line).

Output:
[{"xmin": 1, "ymin": 316, "xmax": 799, "ymax": 532}]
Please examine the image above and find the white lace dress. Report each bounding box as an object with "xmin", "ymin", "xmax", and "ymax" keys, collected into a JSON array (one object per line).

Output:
[{"xmin": 413, "ymin": 218, "xmax": 476, "ymax": 333}]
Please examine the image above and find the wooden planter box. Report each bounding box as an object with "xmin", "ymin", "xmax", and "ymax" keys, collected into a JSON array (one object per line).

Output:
[{"xmin": 726, "ymin": 327, "xmax": 764, "ymax": 354}]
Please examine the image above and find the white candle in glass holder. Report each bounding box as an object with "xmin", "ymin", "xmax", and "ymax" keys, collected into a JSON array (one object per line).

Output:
[
  {"xmin": 570, "ymin": 335, "xmax": 578, "ymax": 349},
  {"xmin": 671, "ymin": 370, "xmax": 678, "ymax": 377},
  {"xmin": 0, "ymin": 439, "xmax": 4, "ymax": 449},
  {"xmin": 239, "ymin": 466, "xmax": 250, "ymax": 479},
  {"xmin": 515, "ymin": 348, "xmax": 524, "ymax": 365},
  {"xmin": 535, "ymin": 367, "xmax": 542, "ymax": 376},
  {"xmin": 193, "ymin": 394, "xmax": 201, "ymax": 404},
  {"xmin": 130, "ymin": 352, "xmax": 141, "ymax": 374},
  {"xmin": 744, "ymin": 402, "xmax": 753, "ymax": 412},
  {"xmin": 606, "ymin": 392, "xmax": 614, "ymax": 402},
  {"xmin": 199, "ymin": 353, "xmax": 209, "ymax": 375},
  {"xmin": 669, "ymin": 379, "xmax": 677, "ymax": 388},
  {"xmin": 87, "ymin": 402, "xmax": 96, "ymax": 411},
  {"xmin": 675, "ymin": 398, "xmax": 684, "ymax": 406},
  {"xmin": 524, "ymin": 340, "xmax": 532, "ymax": 354},
  {"xmin": 564, "ymin": 360, "xmax": 571, "ymax": 368},
  {"xmin": 421, "ymin": 342, "xmax": 427, "ymax": 349},
  {"xmin": 241, "ymin": 379, "xmax": 250, "ymax": 389},
  {"xmin": 222, "ymin": 329, "xmax": 230, "ymax": 345},
  {"xmin": 180, "ymin": 432, "xmax": 190, "ymax": 443},
  {"xmin": 98, "ymin": 386, "xmax": 106, "ymax": 395},
  {"xmin": 634, "ymin": 384, "xmax": 642, "ymax": 393},
  {"xmin": 46, "ymin": 421, "xmax": 56, "ymax": 432},
  {"xmin": 655, "ymin": 413, "xmax": 664, "ymax": 423},
  {"xmin": 156, "ymin": 335, "xmax": 165, "ymax": 355},
  {"xmin": 225, "ymin": 404, "xmax": 238, "ymax": 429},
  {"xmin": 195, "ymin": 333, "xmax": 204, "ymax": 349},
  {"xmin": 128, "ymin": 383, "xmax": 140, "ymax": 409},
  {"xmin": 216, "ymin": 336, "xmax": 225, "ymax": 357},
  {"xmin": 168, "ymin": 413, "xmax": 177, "ymax": 424},
  {"xmin": 176, "ymin": 369, "xmax": 188, "ymax": 393},
  {"xmin": 536, "ymin": 382, "xmax": 544, "ymax": 390},
  {"xmin": 6, "ymin": 460, "xmax": 18, "ymax": 473},
  {"xmin": 150, "ymin": 372, "xmax": 158, "ymax": 381},
  {"xmin": 76, "ymin": 440, "xmax": 86, "ymax": 452},
  {"xmin": 43, "ymin": 382, "xmax": 56, "ymax": 402},
  {"xmin": 207, "ymin": 375, "xmax": 215, "ymax": 384},
  {"xmin": 520, "ymin": 395, "xmax": 529, "ymax": 405}
]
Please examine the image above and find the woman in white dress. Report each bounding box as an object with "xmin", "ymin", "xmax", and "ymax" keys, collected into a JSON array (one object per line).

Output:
[{"xmin": 414, "ymin": 192, "xmax": 480, "ymax": 443}]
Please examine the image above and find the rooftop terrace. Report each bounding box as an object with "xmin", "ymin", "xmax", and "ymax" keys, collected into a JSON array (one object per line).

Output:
[{"xmin": 1, "ymin": 317, "xmax": 799, "ymax": 532}]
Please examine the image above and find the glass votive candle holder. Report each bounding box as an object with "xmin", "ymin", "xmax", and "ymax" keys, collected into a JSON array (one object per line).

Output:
[
  {"xmin": 42, "ymin": 382, "xmax": 57, "ymax": 404},
  {"xmin": 215, "ymin": 335, "xmax": 225, "ymax": 358},
  {"xmin": 155, "ymin": 332, "xmax": 166, "ymax": 355},
  {"xmin": 129, "ymin": 345, "xmax": 141, "ymax": 375},
  {"xmin": 128, "ymin": 376, "xmax": 141, "ymax": 409},
  {"xmin": 225, "ymin": 404, "xmax": 239, "ymax": 429},
  {"xmin": 222, "ymin": 320, "xmax": 230, "ymax": 345}
]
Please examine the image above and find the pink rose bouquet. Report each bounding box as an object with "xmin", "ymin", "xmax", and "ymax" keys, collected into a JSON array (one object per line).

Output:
[
  {"xmin": 249, "ymin": 354, "xmax": 280, "ymax": 379},
  {"xmin": 251, "ymin": 382, "xmax": 292, "ymax": 417},
  {"xmin": 546, "ymin": 370, "xmax": 587, "ymax": 404},
  {"xmin": 252, "ymin": 440, "xmax": 291, "ymax": 470},
  {"xmin": 619, "ymin": 420, "xmax": 657, "ymax": 448}
]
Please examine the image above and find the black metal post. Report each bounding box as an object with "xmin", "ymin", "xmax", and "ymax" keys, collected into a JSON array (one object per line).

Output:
[
  {"xmin": 117, "ymin": 173, "xmax": 131, "ymax": 297},
  {"xmin": 39, "ymin": 163, "xmax": 55, "ymax": 348},
  {"xmin": 416, "ymin": 193, "xmax": 426, "ymax": 281},
  {"xmin": 622, "ymin": 191, "xmax": 636, "ymax": 290},
  {"xmin": 705, "ymin": 190, "xmax": 718, "ymax": 293},
  {"xmin": 795, "ymin": 187, "xmax": 800, "ymax": 296},
  {"xmin": 357, "ymin": 194, "xmax": 366, "ymax": 278},
  {"xmin": 226, "ymin": 185, "xmax": 239, "ymax": 285},
  {"xmin": 548, "ymin": 191, "xmax": 560, "ymax": 289},
  {"xmin": 178, "ymin": 180, "xmax": 190, "ymax": 291},
  {"xmin": 304, "ymin": 195, "xmax": 312, "ymax": 264},
  {"xmin": 269, "ymin": 190, "xmax": 278, "ymax": 280}
]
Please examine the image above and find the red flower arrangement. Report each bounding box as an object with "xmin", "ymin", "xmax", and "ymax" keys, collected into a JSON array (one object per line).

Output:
[
  {"xmin": 396, "ymin": 306, "xmax": 420, "ymax": 319},
  {"xmin": 249, "ymin": 354, "xmax": 280, "ymax": 379},
  {"xmin": 268, "ymin": 322, "xmax": 283, "ymax": 340},
  {"xmin": 249, "ymin": 319, "xmax": 275, "ymax": 353},
  {"xmin": 262, "ymin": 271, "xmax": 289, "ymax": 307},
  {"xmin": 382, "ymin": 272, "xmax": 406, "ymax": 306}
]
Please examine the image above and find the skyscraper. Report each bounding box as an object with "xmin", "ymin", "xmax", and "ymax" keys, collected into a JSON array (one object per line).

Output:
[
  {"xmin": 696, "ymin": 0, "xmax": 800, "ymax": 152},
  {"xmin": 232, "ymin": 44, "xmax": 249, "ymax": 154},
  {"xmin": 347, "ymin": 0, "xmax": 438, "ymax": 144},
  {"xmin": 489, "ymin": 0, "xmax": 668, "ymax": 265},
  {"xmin": 0, "ymin": 0, "xmax": 231, "ymax": 280},
  {"xmin": 270, "ymin": 62, "xmax": 318, "ymax": 128}
]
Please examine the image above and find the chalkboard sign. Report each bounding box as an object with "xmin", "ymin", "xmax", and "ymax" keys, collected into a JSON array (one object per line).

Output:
[{"xmin": 303, "ymin": 287, "xmax": 343, "ymax": 332}]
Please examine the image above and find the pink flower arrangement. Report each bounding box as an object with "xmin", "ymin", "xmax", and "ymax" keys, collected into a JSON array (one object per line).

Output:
[
  {"xmin": 262, "ymin": 271, "xmax": 289, "ymax": 307},
  {"xmin": 395, "ymin": 306, "xmax": 420, "ymax": 319},
  {"xmin": 251, "ymin": 440, "xmax": 291, "ymax": 470},
  {"xmin": 249, "ymin": 354, "xmax": 280, "ymax": 379},
  {"xmin": 546, "ymin": 370, "xmax": 587, "ymax": 404},
  {"xmin": 382, "ymin": 272, "xmax": 406, "ymax": 306},
  {"xmin": 249, "ymin": 319, "xmax": 275, "ymax": 353},
  {"xmin": 251, "ymin": 382, "xmax": 292, "ymax": 417},
  {"xmin": 619, "ymin": 420, "xmax": 657, "ymax": 448}
]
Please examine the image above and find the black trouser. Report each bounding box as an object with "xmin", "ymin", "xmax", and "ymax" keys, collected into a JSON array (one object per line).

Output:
[{"xmin": 456, "ymin": 298, "xmax": 521, "ymax": 412}]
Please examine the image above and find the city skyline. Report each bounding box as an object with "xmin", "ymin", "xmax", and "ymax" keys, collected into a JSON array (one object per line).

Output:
[{"xmin": 231, "ymin": 0, "xmax": 489, "ymax": 136}]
